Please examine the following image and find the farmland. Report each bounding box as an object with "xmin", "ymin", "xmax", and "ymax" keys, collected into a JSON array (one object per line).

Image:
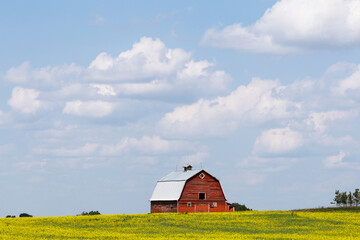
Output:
[{"xmin": 1, "ymin": 211, "xmax": 360, "ymax": 239}]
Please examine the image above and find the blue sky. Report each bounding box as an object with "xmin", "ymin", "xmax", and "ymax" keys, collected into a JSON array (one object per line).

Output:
[{"xmin": 1, "ymin": 0, "xmax": 360, "ymax": 217}]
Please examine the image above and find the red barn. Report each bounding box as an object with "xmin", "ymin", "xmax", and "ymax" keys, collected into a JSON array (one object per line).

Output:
[{"xmin": 150, "ymin": 165, "xmax": 234, "ymax": 213}]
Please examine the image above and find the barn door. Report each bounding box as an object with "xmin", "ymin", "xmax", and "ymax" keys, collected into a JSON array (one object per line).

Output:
[{"xmin": 195, "ymin": 203, "xmax": 209, "ymax": 213}]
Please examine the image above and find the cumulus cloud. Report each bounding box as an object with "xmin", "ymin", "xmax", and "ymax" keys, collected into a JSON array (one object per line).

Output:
[
  {"xmin": 62, "ymin": 100, "xmax": 114, "ymax": 118},
  {"xmin": 304, "ymin": 110, "xmax": 357, "ymax": 132},
  {"xmin": 253, "ymin": 128, "xmax": 303, "ymax": 155},
  {"xmin": 87, "ymin": 37, "xmax": 191, "ymax": 81},
  {"xmin": 242, "ymin": 171, "xmax": 267, "ymax": 185},
  {"xmin": 323, "ymin": 150, "xmax": 360, "ymax": 169},
  {"xmin": 5, "ymin": 37, "xmax": 231, "ymax": 100},
  {"xmin": 101, "ymin": 135, "xmax": 194, "ymax": 155},
  {"xmin": 0, "ymin": 144, "xmax": 13, "ymax": 153},
  {"xmin": 237, "ymin": 155, "xmax": 298, "ymax": 185},
  {"xmin": 175, "ymin": 60, "xmax": 231, "ymax": 94},
  {"xmin": 5, "ymin": 62, "xmax": 82, "ymax": 87},
  {"xmin": 90, "ymin": 84, "xmax": 116, "ymax": 96},
  {"xmin": 0, "ymin": 111, "xmax": 8, "ymax": 124},
  {"xmin": 323, "ymin": 150, "xmax": 347, "ymax": 168},
  {"xmin": 38, "ymin": 143, "xmax": 99, "ymax": 157},
  {"xmin": 86, "ymin": 37, "xmax": 231, "ymax": 97},
  {"xmin": 8, "ymin": 87, "xmax": 42, "ymax": 114},
  {"xmin": 316, "ymin": 135, "xmax": 354, "ymax": 147},
  {"xmin": 159, "ymin": 78, "xmax": 299, "ymax": 137},
  {"xmin": 35, "ymin": 135, "xmax": 195, "ymax": 157},
  {"xmin": 181, "ymin": 151, "xmax": 209, "ymax": 165},
  {"xmin": 93, "ymin": 15, "xmax": 106, "ymax": 25},
  {"xmin": 202, "ymin": 0, "xmax": 360, "ymax": 53},
  {"xmin": 114, "ymin": 80, "xmax": 171, "ymax": 96},
  {"xmin": 333, "ymin": 65, "xmax": 360, "ymax": 95}
]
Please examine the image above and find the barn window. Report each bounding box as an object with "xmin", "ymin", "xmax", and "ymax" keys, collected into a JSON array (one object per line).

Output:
[
  {"xmin": 212, "ymin": 202, "xmax": 217, "ymax": 208},
  {"xmin": 187, "ymin": 202, "xmax": 191, "ymax": 207},
  {"xmin": 199, "ymin": 193, "xmax": 206, "ymax": 200},
  {"xmin": 199, "ymin": 173, "xmax": 205, "ymax": 179}
]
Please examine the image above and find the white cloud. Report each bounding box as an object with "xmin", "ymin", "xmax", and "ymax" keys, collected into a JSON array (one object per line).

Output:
[
  {"xmin": 175, "ymin": 60, "xmax": 232, "ymax": 94},
  {"xmin": 242, "ymin": 171, "xmax": 267, "ymax": 185},
  {"xmin": 114, "ymin": 80, "xmax": 171, "ymax": 96},
  {"xmin": 333, "ymin": 65, "xmax": 360, "ymax": 95},
  {"xmin": 90, "ymin": 84, "xmax": 116, "ymax": 96},
  {"xmin": 323, "ymin": 150, "xmax": 347, "ymax": 168},
  {"xmin": 87, "ymin": 37, "xmax": 191, "ymax": 81},
  {"xmin": 181, "ymin": 151, "xmax": 209, "ymax": 165},
  {"xmin": 236, "ymin": 155, "xmax": 298, "ymax": 185},
  {"xmin": 62, "ymin": 100, "xmax": 114, "ymax": 118},
  {"xmin": 177, "ymin": 60, "xmax": 213, "ymax": 79},
  {"xmin": 94, "ymin": 15, "xmax": 106, "ymax": 24},
  {"xmin": 5, "ymin": 62, "xmax": 82, "ymax": 87},
  {"xmin": 0, "ymin": 110, "xmax": 8, "ymax": 124},
  {"xmin": 101, "ymin": 135, "xmax": 194, "ymax": 155},
  {"xmin": 35, "ymin": 135, "xmax": 195, "ymax": 158},
  {"xmin": 202, "ymin": 23, "xmax": 296, "ymax": 54},
  {"xmin": 253, "ymin": 128, "xmax": 303, "ymax": 154},
  {"xmin": 5, "ymin": 37, "xmax": 231, "ymax": 100},
  {"xmin": 323, "ymin": 151, "xmax": 360, "ymax": 169},
  {"xmin": 202, "ymin": 0, "xmax": 360, "ymax": 53},
  {"xmin": 8, "ymin": 87, "xmax": 42, "ymax": 114},
  {"xmin": 34, "ymin": 143, "xmax": 99, "ymax": 157},
  {"xmin": 0, "ymin": 144, "xmax": 13, "ymax": 153},
  {"xmin": 16, "ymin": 159, "xmax": 47, "ymax": 171},
  {"xmin": 36, "ymin": 125, "xmax": 78, "ymax": 139},
  {"xmin": 316, "ymin": 134, "xmax": 354, "ymax": 147},
  {"xmin": 159, "ymin": 78, "xmax": 298, "ymax": 137},
  {"xmin": 86, "ymin": 37, "xmax": 231, "ymax": 97},
  {"xmin": 304, "ymin": 110, "xmax": 357, "ymax": 132}
]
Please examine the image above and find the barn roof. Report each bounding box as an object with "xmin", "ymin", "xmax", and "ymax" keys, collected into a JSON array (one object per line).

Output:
[
  {"xmin": 158, "ymin": 169, "xmax": 202, "ymax": 182},
  {"xmin": 150, "ymin": 169, "xmax": 202, "ymax": 201}
]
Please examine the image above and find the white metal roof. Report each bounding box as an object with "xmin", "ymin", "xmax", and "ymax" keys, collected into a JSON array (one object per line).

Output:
[
  {"xmin": 150, "ymin": 181, "xmax": 186, "ymax": 201},
  {"xmin": 158, "ymin": 170, "xmax": 202, "ymax": 182},
  {"xmin": 150, "ymin": 170, "xmax": 202, "ymax": 201}
]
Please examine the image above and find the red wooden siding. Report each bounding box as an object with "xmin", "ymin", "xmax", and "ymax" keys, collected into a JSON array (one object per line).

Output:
[
  {"xmin": 178, "ymin": 170, "xmax": 230, "ymax": 213},
  {"xmin": 151, "ymin": 201, "xmax": 177, "ymax": 213}
]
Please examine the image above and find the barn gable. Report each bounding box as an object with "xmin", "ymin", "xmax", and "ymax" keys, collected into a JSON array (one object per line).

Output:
[{"xmin": 179, "ymin": 170, "xmax": 226, "ymax": 201}]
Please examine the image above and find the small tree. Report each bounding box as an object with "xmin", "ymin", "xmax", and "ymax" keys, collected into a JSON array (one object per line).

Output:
[
  {"xmin": 88, "ymin": 211, "xmax": 101, "ymax": 215},
  {"xmin": 348, "ymin": 192, "xmax": 354, "ymax": 206},
  {"xmin": 19, "ymin": 213, "xmax": 33, "ymax": 217},
  {"xmin": 340, "ymin": 192, "xmax": 348, "ymax": 207},
  {"xmin": 78, "ymin": 211, "xmax": 101, "ymax": 216},
  {"xmin": 333, "ymin": 190, "xmax": 341, "ymax": 206},
  {"xmin": 231, "ymin": 203, "xmax": 252, "ymax": 211},
  {"xmin": 354, "ymin": 189, "xmax": 360, "ymax": 206}
]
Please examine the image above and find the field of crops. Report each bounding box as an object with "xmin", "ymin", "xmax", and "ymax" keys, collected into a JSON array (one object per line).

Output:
[{"xmin": 1, "ymin": 211, "xmax": 360, "ymax": 239}]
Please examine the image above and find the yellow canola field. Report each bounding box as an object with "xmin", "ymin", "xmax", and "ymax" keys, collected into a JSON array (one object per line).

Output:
[{"xmin": 1, "ymin": 211, "xmax": 360, "ymax": 239}]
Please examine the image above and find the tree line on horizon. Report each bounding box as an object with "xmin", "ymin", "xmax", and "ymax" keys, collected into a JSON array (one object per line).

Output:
[
  {"xmin": 5, "ymin": 211, "xmax": 101, "ymax": 218},
  {"xmin": 331, "ymin": 189, "xmax": 360, "ymax": 207},
  {"xmin": 231, "ymin": 203, "xmax": 252, "ymax": 211}
]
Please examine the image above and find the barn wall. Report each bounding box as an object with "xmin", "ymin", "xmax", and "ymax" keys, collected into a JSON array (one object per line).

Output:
[
  {"xmin": 150, "ymin": 201, "xmax": 177, "ymax": 213},
  {"xmin": 178, "ymin": 200, "xmax": 229, "ymax": 213},
  {"xmin": 178, "ymin": 170, "xmax": 228, "ymax": 213}
]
